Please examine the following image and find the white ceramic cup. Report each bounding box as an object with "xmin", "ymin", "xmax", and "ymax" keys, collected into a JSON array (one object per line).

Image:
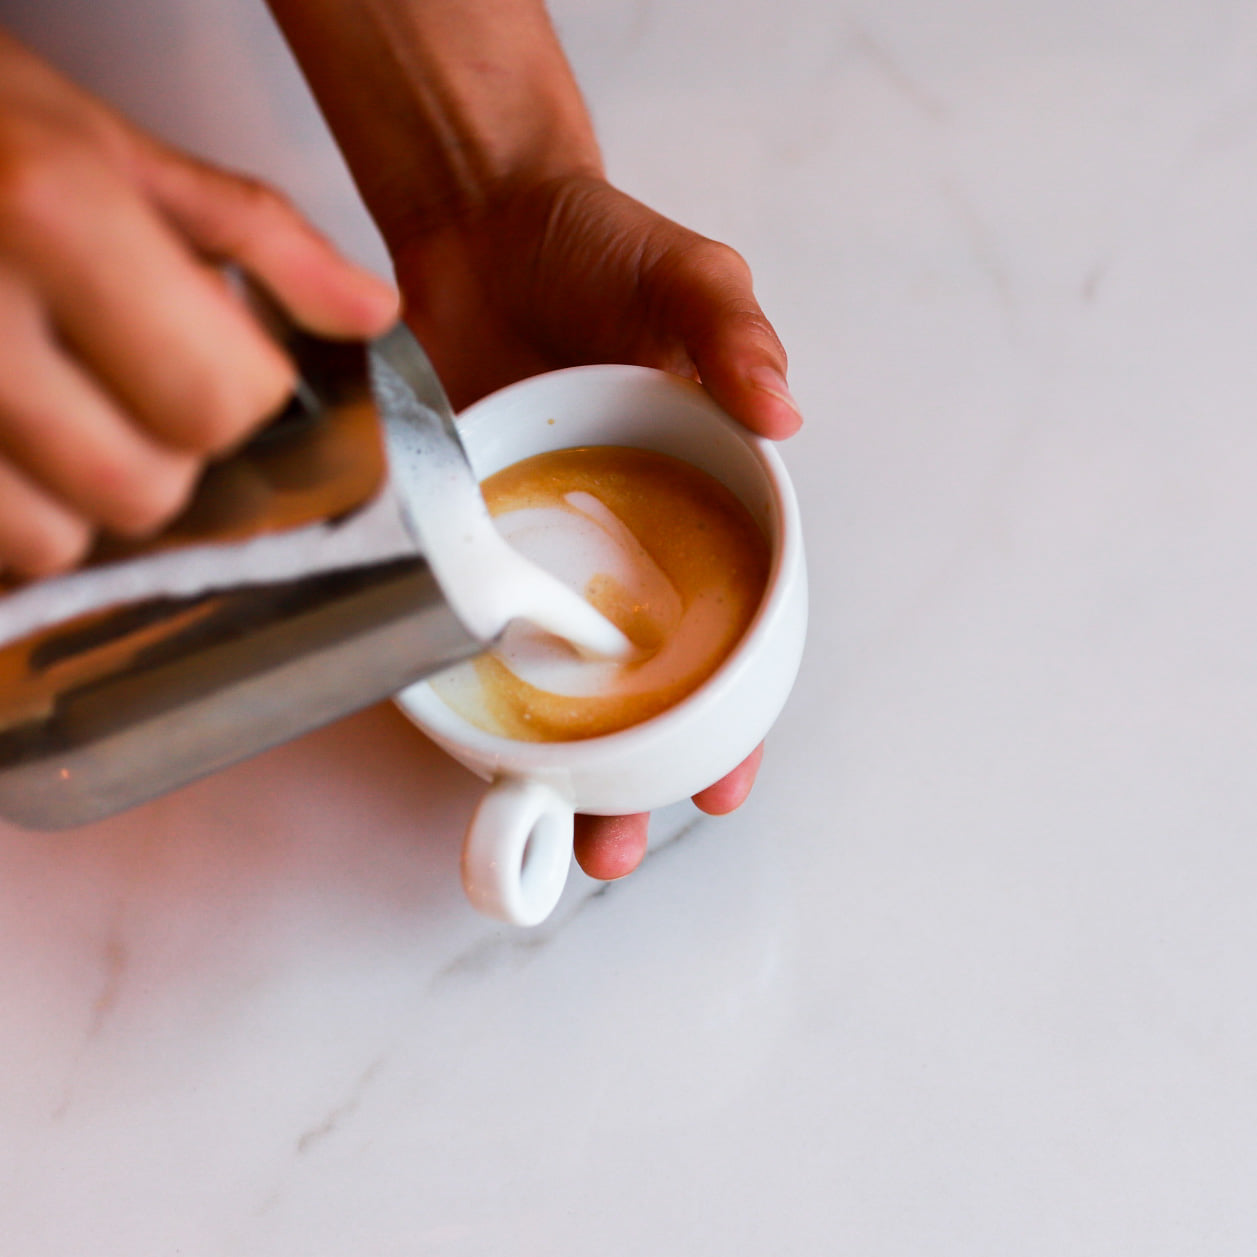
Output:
[{"xmin": 394, "ymin": 365, "xmax": 808, "ymax": 926}]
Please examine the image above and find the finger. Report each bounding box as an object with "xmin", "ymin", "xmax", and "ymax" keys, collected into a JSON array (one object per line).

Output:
[
  {"xmin": 135, "ymin": 142, "xmax": 399, "ymax": 338},
  {"xmin": 0, "ymin": 457, "xmax": 92, "ymax": 579},
  {"xmin": 0, "ymin": 275, "xmax": 201, "ymax": 535},
  {"xmin": 573, "ymin": 812, "xmax": 650, "ymax": 881},
  {"xmin": 0, "ymin": 282, "xmax": 200, "ymax": 535},
  {"xmin": 660, "ymin": 241, "xmax": 802, "ymax": 440},
  {"xmin": 6, "ymin": 157, "xmax": 298, "ymax": 455},
  {"xmin": 691, "ymin": 744, "xmax": 765, "ymax": 816}
]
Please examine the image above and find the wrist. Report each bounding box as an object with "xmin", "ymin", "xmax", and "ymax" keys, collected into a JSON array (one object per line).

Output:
[
  {"xmin": 267, "ymin": 0, "xmax": 603, "ymax": 251},
  {"xmin": 376, "ymin": 94, "xmax": 604, "ymax": 253}
]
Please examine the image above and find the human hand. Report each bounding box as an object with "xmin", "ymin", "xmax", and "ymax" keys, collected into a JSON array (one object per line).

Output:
[
  {"xmin": 390, "ymin": 175, "xmax": 802, "ymax": 879},
  {"xmin": 393, "ymin": 174, "xmax": 801, "ymax": 438},
  {"xmin": 0, "ymin": 31, "xmax": 397, "ymax": 580}
]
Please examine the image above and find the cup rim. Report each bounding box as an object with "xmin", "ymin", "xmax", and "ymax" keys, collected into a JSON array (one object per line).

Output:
[{"xmin": 395, "ymin": 364, "xmax": 803, "ymax": 767}]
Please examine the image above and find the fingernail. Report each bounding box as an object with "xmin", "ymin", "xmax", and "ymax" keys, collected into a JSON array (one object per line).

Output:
[
  {"xmin": 360, "ymin": 274, "xmax": 402, "ymax": 326},
  {"xmin": 336, "ymin": 260, "xmax": 399, "ymax": 325},
  {"xmin": 748, "ymin": 366, "xmax": 804, "ymax": 431}
]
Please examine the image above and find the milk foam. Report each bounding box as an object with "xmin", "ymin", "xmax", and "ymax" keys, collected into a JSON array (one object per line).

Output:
[
  {"xmin": 430, "ymin": 491, "xmax": 689, "ymax": 725},
  {"xmin": 491, "ymin": 493, "xmax": 681, "ymax": 697}
]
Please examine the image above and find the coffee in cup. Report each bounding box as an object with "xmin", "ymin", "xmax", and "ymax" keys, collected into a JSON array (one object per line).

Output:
[{"xmin": 429, "ymin": 444, "xmax": 771, "ymax": 742}]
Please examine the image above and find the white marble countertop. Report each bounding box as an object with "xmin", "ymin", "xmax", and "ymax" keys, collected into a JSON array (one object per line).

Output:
[{"xmin": 4, "ymin": 1, "xmax": 1257, "ymax": 1252}]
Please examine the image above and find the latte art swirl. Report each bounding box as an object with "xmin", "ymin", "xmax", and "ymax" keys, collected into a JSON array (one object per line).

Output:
[{"xmin": 429, "ymin": 446, "xmax": 771, "ymax": 742}]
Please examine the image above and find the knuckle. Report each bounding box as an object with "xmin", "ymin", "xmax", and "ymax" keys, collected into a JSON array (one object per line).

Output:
[
  {"xmin": 727, "ymin": 302, "xmax": 782, "ymax": 354},
  {"xmin": 681, "ymin": 237, "xmax": 752, "ymax": 284},
  {"xmin": 710, "ymin": 238, "xmax": 752, "ymax": 276},
  {"xmin": 221, "ymin": 173, "xmax": 298, "ymax": 245},
  {"xmin": 0, "ymin": 128, "xmax": 94, "ymax": 242},
  {"xmin": 0, "ymin": 146, "xmax": 60, "ymax": 238},
  {"xmin": 647, "ymin": 236, "xmax": 758, "ymax": 315},
  {"xmin": 232, "ymin": 172, "xmax": 288, "ymax": 215},
  {"xmin": 679, "ymin": 242, "xmax": 781, "ymax": 346}
]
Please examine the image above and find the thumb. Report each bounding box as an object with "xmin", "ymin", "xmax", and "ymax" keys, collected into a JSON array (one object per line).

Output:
[
  {"xmin": 131, "ymin": 138, "xmax": 398, "ymax": 338},
  {"xmin": 661, "ymin": 239, "xmax": 802, "ymax": 440}
]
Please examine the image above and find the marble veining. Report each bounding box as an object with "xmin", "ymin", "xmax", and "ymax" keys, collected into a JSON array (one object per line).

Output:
[{"xmin": 292, "ymin": 1055, "xmax": 387, "ymax": 1157}]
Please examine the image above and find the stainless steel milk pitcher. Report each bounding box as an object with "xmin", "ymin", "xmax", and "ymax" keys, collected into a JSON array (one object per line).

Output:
[{"xmin": 0, "ymin": 312, "xmax": 495, "ymax": 829}]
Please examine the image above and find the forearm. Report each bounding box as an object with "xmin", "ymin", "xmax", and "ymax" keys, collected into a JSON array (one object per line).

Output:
[{"xmin": 265, "ymin": 0, "xmax": 603, "ymax": 250}]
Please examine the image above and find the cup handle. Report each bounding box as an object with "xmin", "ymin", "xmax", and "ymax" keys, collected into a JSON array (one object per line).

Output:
[{"xmin": 460, "ymin": 778, "xmax": 575, "ymax": 926}]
